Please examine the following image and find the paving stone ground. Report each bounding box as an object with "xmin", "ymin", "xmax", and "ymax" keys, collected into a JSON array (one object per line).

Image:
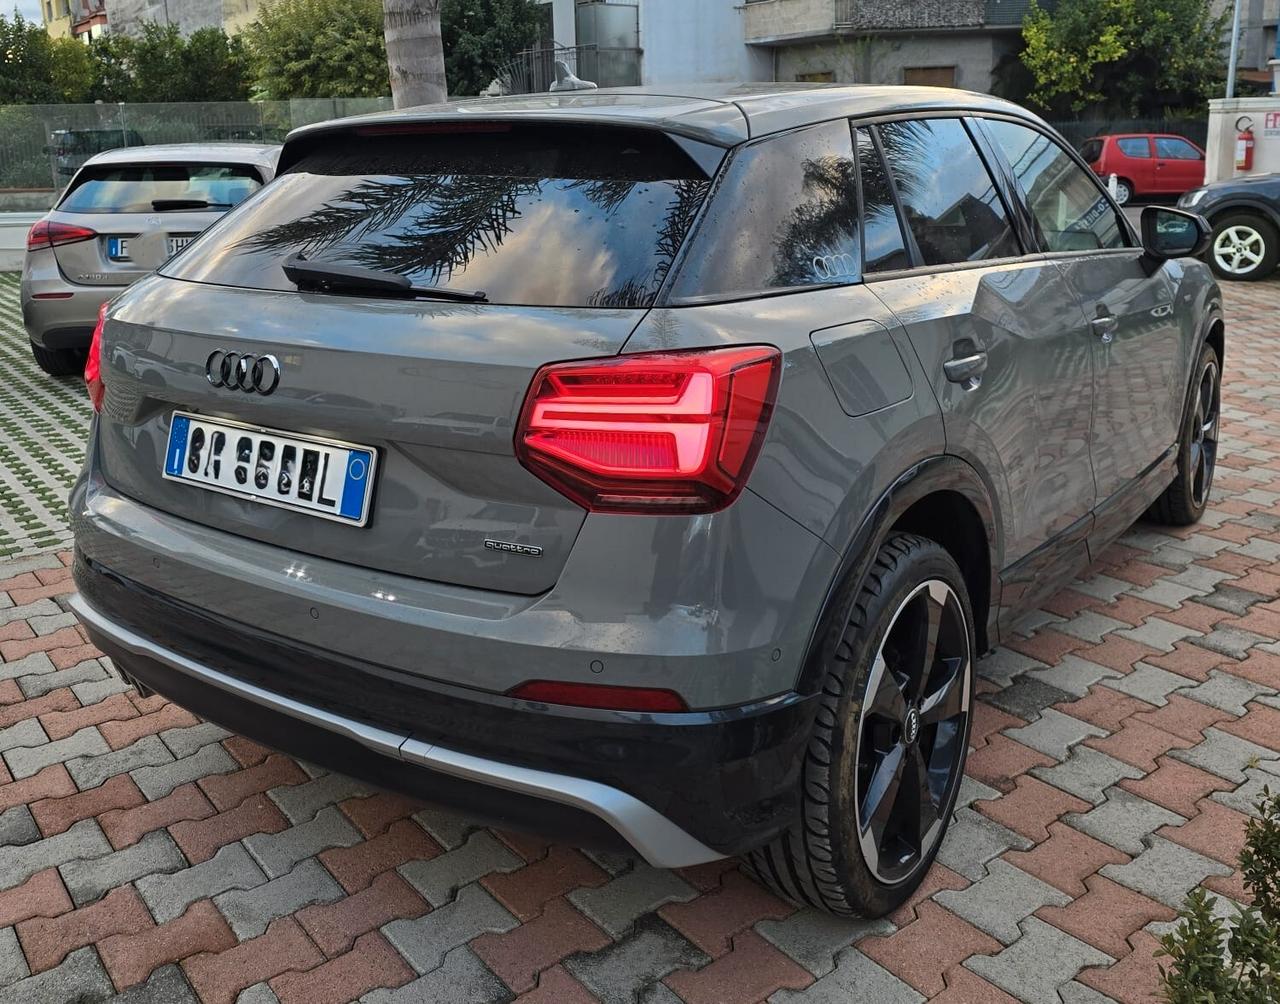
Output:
[{"xmin": 0, "ymin": 276, "xmax": 1277, "ymax": 1002}]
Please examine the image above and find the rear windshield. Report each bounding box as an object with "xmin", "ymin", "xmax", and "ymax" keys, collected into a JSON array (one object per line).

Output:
[
  {"xmin": 1079, "ymin": 139, "xmax": 1102, "ymax": 163},
  {"xmin": 162, "ymin": 125, "xmax": 712, "ymax": 309},
  {"xmin": 60, "ymin": 163, "xmax": 263, "ymax": 215}
]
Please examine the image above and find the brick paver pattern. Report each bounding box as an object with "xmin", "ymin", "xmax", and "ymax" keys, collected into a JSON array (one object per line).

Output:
[{"xmin": 0, "ymin": 278, "xmax": 1277, "ymax": 1003}]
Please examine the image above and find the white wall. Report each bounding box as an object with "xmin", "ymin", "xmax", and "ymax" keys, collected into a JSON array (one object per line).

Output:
[
  {"xmin": 1206, "ymin": 96, "xmax": 1280, "ymax": 183},
  {"xmin": 638, "ymin": 0, "xmax": 772, "ymax": 84},
  {"xmin": 541, "ymin": 0, "xmax": 577, "ymax": 46}
]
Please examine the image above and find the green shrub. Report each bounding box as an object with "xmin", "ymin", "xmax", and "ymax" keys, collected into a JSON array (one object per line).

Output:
[{"xmin": 1158, "ymin": 787, "xmax": 1280, "ymax": 1002}]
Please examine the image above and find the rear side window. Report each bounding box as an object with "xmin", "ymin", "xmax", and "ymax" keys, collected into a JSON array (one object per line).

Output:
[
  {"xmin": 165, "ymin": 125, "xmax": 711, "ymax": 309},
  {"xmin": 1155, "ymin": 136, "xmax": 1201, "ymax": 160},
  {"xmin": 668, "ymin": 119, "xmax": 859, "ymax": 300},
  {"xmin": 1079, "ymin": 139, "xmax": 1102, "ymax": 163},
  {"xmin": 855, "ymin": 128, "xmax": 909, "ymax": 273},
  {"xmin": 875, "ymin": 118, "xmax": 1020, "ymax": 266},
  {"xmin": 60, "ymin": 163, "xmax": 263, "ymax": 214},
  {"xmin": 983, "ymin": 119, "xmax": 1128, "ymax": 253},
  {"xmin": 1116, "ymin": 137, "xmax": 1150, "ymax": 158}
]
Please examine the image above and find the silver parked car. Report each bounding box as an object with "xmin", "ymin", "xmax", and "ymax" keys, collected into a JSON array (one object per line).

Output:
[
  {"xmin": 69, "ymin": 85, "xmax": 1221, "ymax": 917},
  {"xmin": 22, "ymin": 143, "xmax": 280, "ymax": 375}
]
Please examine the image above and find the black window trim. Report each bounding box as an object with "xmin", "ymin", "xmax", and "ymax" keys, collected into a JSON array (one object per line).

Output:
[
  {"xmin": 660, "ymin": 104, "xmax": 1139, "ymax": 305},
  {"xmin": 855, "ymin": 113, "xmax": 1035, "ymax": 284},
  {"xmin": 661, "ymin": 118, "xmax": 862, "ymax": 307},
  {"xmin": 965, "ymin": 113, "xmax": 1140, "ymax": 259},
  {"xmin": 858, "ymin": 123, "xmax": 922, "ymax": 272}
]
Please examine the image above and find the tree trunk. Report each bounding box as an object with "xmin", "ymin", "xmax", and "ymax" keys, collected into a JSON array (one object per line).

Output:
[{"xmin": 383, "ymin": 0, "xmax": 446, "ymax": 108}]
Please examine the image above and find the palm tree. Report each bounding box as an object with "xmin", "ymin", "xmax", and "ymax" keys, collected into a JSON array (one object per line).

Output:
[{"xmin": 383, "ymin": 0, "xmax": 446, "ymax": 107}]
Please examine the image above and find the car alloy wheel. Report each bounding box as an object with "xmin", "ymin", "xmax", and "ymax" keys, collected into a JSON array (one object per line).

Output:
[
  {"xmin": 1189, "ymin": 355, "xmax": 1220, "ymax": 509},
  {"xmin": 1113, "ymin": 179, "xmax": 1132, "ymax": 205},
  {"xmin": 854, "ymin": 579, "xmax": 971, "ymax": 884},
  {"xmin": 1212, "ymin": 224, "xmax": 1266, "ymax": 276}
]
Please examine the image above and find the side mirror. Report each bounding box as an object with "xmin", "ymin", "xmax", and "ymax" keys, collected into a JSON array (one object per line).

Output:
[{"xmin": 1141, "ymin": 205, "xmax": 1210, "ymax": 260}]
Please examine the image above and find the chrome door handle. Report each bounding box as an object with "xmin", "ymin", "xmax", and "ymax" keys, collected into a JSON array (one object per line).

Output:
[
  {"xmin": 1091, "ymin": 314, "xmax": 1118, "ymax": 343},
  {"xmin": 943, "ymin": 352, "xmax": 988, "ymax": 384}
]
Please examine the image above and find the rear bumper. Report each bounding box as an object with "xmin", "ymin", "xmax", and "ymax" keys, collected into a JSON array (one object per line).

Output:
[
  {"xmin": 21, "ymin": 255, "xmax": 124, "ymax": 348},
  {"xmin": 72, "ymin": 554, "xmax": 816, "ymax": 863},
  {"xmin": 72, "ymin": 586, "xmax": 726, "ymax": 865}
]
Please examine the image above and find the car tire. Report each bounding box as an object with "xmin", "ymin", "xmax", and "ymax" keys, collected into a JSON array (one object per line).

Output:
[
  {"xmin": 744, "ymin": 532, "xmax": 974, "ymax": 917},
  {"xmin": 30, "ymin": 343, "xmax": 87, "ymax": 377},
  {"xmin": 1208, "ymin": 213, "xmax": 1279, "ymax": 281},
  {"xmin": 1148, "ymin": 342, "xmax": 1221, "ymax": 526},
  {"xmin": 1112, "ymin": 178, "xmax": 1133, "ymax": 205}
]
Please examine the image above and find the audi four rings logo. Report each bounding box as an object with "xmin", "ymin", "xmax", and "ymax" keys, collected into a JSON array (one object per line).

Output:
[
  {"xmin": 811, "ymin": 253, "xmax": 859, "ymax": 281},
  {"xmin": 205, "ymin": 351, "xmax": 281, "ymax": 395}
]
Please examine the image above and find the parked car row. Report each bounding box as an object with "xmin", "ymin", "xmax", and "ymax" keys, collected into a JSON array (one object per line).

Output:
[
  {"xmin": 44, "ymin": 82, "xmax": 1225, "ymax": 918},
  {"xmin": 1076, "ymin": 129, "xmax": 1280, "ymax": 283}
]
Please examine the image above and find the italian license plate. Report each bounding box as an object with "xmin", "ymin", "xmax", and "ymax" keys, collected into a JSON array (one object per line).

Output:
[
  {"xmin": 166, "ymin": 234, "xmax": 196, "ymax": 257},
  {"xmin": 106, "ymin": 237, "xmax": 130, "ymax": 261},
  {"xmin": 162, "ymin": 413, "xmax": 377, "ymax": 526}
]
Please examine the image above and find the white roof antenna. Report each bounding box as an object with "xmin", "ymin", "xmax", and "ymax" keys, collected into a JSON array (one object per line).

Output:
[{"xmin": 550, "ymin": 59, "xmax": 597, "ymax": 92}]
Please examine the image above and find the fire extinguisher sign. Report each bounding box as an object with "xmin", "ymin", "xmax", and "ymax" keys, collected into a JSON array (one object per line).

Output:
[{"xmin": 1265, "ymin": 112, "xmax": 1280, "ymax": 138}]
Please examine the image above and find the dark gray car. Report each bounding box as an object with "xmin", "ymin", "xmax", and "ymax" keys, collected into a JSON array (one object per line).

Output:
[
  {"xmin": 1179, "ymin": 172, "xmax": 1280, "ymax": 281},
  {"xmin": 68, "ymin": 84, "xmax": 1223, "ymax": 917}
]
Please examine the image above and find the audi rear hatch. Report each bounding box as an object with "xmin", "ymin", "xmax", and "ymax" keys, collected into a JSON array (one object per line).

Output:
[{"xmin": 92, "ymin": 122, "xmax": 716, "ymax": 594}]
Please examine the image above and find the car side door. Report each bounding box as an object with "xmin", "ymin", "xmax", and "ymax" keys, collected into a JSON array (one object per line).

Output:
[
  {"xmin": 1154, "ymin": 136, "xmax": 1206, "ymax": 194},
  {"xmin": 980, "ymin": 118, "xmax": 1182, "ymax": 554},
  {"xmin": 858, "ymin": 117, "xmax": 1098, "ymax": 626},
  {"xmin": 1115, "ymin": 136, "xmax": 1155, "ymax": 192}
]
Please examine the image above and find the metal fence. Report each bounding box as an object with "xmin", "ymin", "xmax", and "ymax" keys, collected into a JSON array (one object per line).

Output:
[
  {"xmin": 494, "ymin": 43, "xmax": 642, "ymax": 94},
  {"xmin": 0, "ymin": 97, "xmax": 393, "ymax": 206},
  {"xmin": 1045, "ymin": 118, "xmax": 1209, "ymax": 151}
]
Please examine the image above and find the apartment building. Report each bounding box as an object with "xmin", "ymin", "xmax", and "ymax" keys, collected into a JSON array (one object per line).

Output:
[
  {"xmin": 741, "ymin": 0, "xmax": 1034, "ymax": 92},
  {"xmin": 104, "ymin": 0, "xmax": 262, "ymax": 37}
]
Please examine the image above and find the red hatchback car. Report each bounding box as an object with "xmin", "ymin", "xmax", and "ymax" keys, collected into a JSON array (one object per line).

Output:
[{"xmin": 1080, "ymin": 133, "xmax": 1206, "ymax": 205}]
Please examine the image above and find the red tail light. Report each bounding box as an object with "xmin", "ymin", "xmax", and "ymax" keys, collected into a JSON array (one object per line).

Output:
[
  {"xmin": 515, "ymin": 346, "xmax": 781, "ymax": 514},
  {"xmin": 26, "ymin": 219, "xmax": 97, "ymax": 252},
  {"xmin": 84, "ymin": 301, "xmax": 107, "ymax": 412},
  {"xmin": 508, "ymin": 680, "xmax": 688, "ymax": 713}
]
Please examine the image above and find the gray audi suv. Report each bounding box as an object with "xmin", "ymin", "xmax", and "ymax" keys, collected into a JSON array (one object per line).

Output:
[{"xmin": 69, "ymin": 84, "xmax": 1222, "ymax": 917}]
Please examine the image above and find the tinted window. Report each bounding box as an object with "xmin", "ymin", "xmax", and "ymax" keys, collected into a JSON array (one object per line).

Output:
[
  {"xmin": 670, "ymin": 120, "xmax": 858, "ymax": 299},
  {"xmin": 1080, "ymin": 139, "xmax": 1103, "ymax": 163},
  {"xmin": 1155, "ymin": 136, "xmax": 1201, "ymax": 160},
  {"xmin": 875, "ymin": 118, "xmax": 1019, "ymax": 266},
  {"xmin": 165, "ymin": 126, "xmax": 710, "ymax": 309},
  {"xmin": 60, "ymin": 163, "xmax": 262, "ymax": 214},
  {"xmin": 1116, "ymin": 137, "xmax": 1150, "ymax": 158},
  {"xmin": 983, "ymin": 119, "xmax": 1127, "ymax": 253},
  {"xmin": 855, "ymin": 128, "xmax": 909, "ymax": 273}
]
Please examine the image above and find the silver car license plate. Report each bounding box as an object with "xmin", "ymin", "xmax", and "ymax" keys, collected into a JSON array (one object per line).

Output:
[
  {"xmin": 163, "ymin": 413, "xmax": 377, "ymax": 526},
  {"xmin": 166, "ymin": 235, "xmax": 196, "ymax": 257},
  {"xmin": 106, "ymin": 237, "xmax": 130, "ymax": 261}
]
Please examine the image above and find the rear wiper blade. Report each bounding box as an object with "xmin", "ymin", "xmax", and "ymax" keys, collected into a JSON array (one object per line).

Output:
[
  {"xmin": 281, "ymin": 253, "xmax": 488, "ymax": 303},
  {"xmin": 151, "ymin": 198, "xmax": 233, "ymax": 210}
]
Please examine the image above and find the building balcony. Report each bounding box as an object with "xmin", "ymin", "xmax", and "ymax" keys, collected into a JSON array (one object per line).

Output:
[
  {"xmin": 743, "ymin": 0, "xmax": 836, "ymax": 45},
  {"xmin": 745, "ymin": 0, "xmax": 1028, "ymax": 45}
]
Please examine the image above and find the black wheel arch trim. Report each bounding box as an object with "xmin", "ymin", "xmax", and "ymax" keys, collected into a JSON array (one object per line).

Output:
[
  {"xmin": 794, "ymin": 455, "xmax": 1001, "ymax": 696},
  {"xmin": 1204, "ymin": 198, "xmax": 1280, "ymax": 231},
  {"xmin": 1182, "ymin": 306, "xmax": 1225, "ymax": 435}
]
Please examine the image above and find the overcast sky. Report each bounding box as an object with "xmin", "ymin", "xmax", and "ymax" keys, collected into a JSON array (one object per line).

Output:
[{"xmin": 13, "ymin": 0, "xmax": 49, "ymax": 22}]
